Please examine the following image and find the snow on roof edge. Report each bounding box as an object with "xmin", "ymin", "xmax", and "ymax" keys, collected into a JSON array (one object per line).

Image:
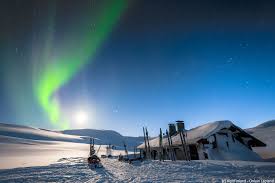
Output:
[{"xmin": 138, "ymin": 120, "xmax": 234, "ymax": 149}]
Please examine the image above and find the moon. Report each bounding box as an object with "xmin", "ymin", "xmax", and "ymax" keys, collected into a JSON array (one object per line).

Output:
[{"xmin": 74, "ymin": 110, "xmax": 88, "ymax": 125}]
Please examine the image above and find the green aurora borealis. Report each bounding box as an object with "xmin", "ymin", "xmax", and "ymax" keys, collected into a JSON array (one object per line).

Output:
[{"xmin": 34, "ymin": 0, "xmax": 127, "ymax": 129}]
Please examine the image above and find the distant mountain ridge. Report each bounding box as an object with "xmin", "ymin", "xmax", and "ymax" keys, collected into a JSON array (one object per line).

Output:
[
  {"xmin": 245, "ymin": 120, "xmax": 275, "ymax": 161},
  {"xmin": 0, "ymin": 123, "xmax": 85, "ymax": 143},
  {"xmin": 255, "ymin": 120, "xmax": 275, "ymax": 128},
  {"xmin": 61, "ymin": 129, "xmax": 144, "ymax": 148},
  {"xmin": 0, "ymin": 123, "xmax": 144, "ymax": 149}
]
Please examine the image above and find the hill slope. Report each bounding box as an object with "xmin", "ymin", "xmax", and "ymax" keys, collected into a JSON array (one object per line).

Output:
[
  {"xmin": 0, "ymin": 123, "xmax": 141, "ymax": 169},
  {"xmin": 62, "ymin": 129, "xmax": 144, "ymax": 148},
  {"xmin": 0, "ymin": 123, "xmax": 144, "ymax": 148},
  {"xmin": 246, "ymin": 120, "xmax": 275, "ymax": 161},
  {"xmin": 255, "ymin": 120, "xmax": 275, "ymax": 128},
  {"xmin": 0, "ymin": 123, "xmax": 85, "ymax": 143}
]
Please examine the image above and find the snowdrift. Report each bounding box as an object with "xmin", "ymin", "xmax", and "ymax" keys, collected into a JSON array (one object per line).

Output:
[{"xmin": 246, "ymin": 120, "xmax": 275, "ymax": 161}]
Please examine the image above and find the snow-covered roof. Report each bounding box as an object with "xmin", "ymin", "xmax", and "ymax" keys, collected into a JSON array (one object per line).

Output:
[
  {"xmin": 173, "ymin": 120, "xmax": 233, "ymax": 145},
  {"xmin": 138, "ymin": 120, "xmax": 265, "ymax": 149}
]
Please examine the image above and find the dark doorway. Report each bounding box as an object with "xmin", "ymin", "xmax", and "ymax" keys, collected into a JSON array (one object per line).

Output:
[
  {"xmin": 152, "ymin": 150, "xmax": 157, "ymax": 160},
  {"xmin": 189, "ymin": 144, "xmax": 199, "ymax": 160}
]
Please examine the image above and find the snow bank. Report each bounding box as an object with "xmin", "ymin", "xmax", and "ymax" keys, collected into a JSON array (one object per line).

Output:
[{"xmin": 0, "ymin": 158, "xmax": 274, "ymax": 182}]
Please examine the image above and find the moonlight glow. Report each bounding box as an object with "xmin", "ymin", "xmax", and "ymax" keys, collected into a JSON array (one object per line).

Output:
[{"xmin": 74, "ymin": 110, "xmax": 88, "ymax": 125}]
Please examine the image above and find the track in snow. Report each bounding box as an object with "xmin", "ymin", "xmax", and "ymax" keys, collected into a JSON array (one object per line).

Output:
[{"xmin": 0, "ymin": 157, "xmax": 275, "ymax": 183}]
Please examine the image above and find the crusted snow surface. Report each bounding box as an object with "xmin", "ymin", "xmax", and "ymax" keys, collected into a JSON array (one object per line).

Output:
[{"xmin": 0, "ymin": 158, "xmax": 274, "ymax": 183}]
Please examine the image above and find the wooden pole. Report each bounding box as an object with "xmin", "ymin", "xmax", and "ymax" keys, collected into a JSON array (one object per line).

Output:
[
  {"xmin": 169, "ymin": 131, "xmax": 176, "ymax": 161},
  {"xmin": 143, "ymin": 127, "xmax": 148, "ymax": 158},
  {"xmin": 90, "ymin": 138, "xmax": 92, "ymax": 156},
  {"xmin": 90, "ymin": 137, "xmax": 95, "ymax": 156},
  {"xmin": 159, "ymin": 128, "xmax": 163, "ymax": 161},
  {"xmin": 179, "ymin": 131, "xmax": 188, "ymax": 161},
  {"xmin": 166, "ymin": 129, "xmax": 172, "ymax": 160},
  {"xmin": 183, "ymin": 131, "xmax": 190, "ymax": 161},
  {"xmin": 146, "ymin": 127, "xmax": 151, "ymax": 159},
  {"xmin": 123, "ymin": 141, "xmax": 129, "ymax": 159}
]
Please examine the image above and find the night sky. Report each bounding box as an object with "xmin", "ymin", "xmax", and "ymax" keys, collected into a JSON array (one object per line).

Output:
[{"xmin": 0, "ymin": 0, "xmax": 275, "ymax": 136}]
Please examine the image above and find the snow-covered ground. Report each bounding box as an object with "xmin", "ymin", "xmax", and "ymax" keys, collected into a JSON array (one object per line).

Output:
[
  {"xmin": 246, "ymin": 120, "xmax": 275, "ymax": 161},
  {"xmin": 0, "ymin": 122, "xmax": 130, "ymax": 169},
  {"xmin": 0, "ymin": 122, "xmax": 143, "ymax": 149},
  {"xmin": 0, "ymin": 135, "xmax": 127, "ymax": 169},
  {"xmin": 0, "ymin": 135, "xmax": 87, "ymax": 169},
  {"xmin": 0, "ymin": 158, "xmax": 274, "ymax": 183},
  {"xmin": 1, "ymin": 122, "xmax": 275, "ymax": 182}
]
